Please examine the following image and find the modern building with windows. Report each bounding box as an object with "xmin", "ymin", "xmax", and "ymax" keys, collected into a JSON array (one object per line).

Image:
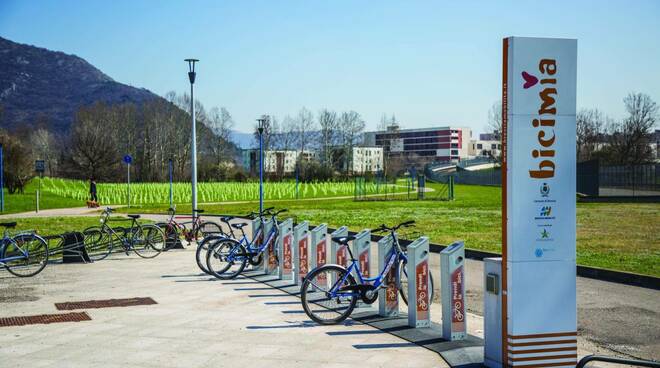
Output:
[
  {"xmin": 241, "ymin": 149, "xmax": 315, "ymax": 174},
  {"xmin": 349, "ymin": 146, "xmax": 383, "ymax": 173},
  {"xmin": 363, "ymin": 125, "xmax": 472, "ymax": 162},
  {"xmin": 468, "ymin": 139, "xmax": 502, "ymax": 158}
]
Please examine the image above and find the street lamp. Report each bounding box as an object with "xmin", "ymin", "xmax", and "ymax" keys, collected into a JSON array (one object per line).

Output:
[
  {"xmin": 185, "ymin": 58, "xmax": 199, "ymax": 218},
  {"xmin": 256, "ymin": 115, "xmax": 269, "ymax": 214}
]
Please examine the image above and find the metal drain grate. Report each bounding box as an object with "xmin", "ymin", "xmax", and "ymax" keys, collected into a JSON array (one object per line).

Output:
[
  {"xmin": 55, "ymin": 297, "xmax": 157, "ymax": 310},
  {"xmin": 0, "ymin": 312, "xmax": 91, "ymax": 327}
]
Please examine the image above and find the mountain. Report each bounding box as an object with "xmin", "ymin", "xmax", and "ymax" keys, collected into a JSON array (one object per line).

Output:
[{"xmin": 0, "ymin": 36, "xmax": 160, "ymax": 131}]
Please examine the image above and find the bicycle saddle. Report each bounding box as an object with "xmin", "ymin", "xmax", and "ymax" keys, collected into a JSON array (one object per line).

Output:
[
  {"xmin": 220, "ymin": 216, "xmax": 234, "ymax": 223},
  {"xmin": 127, "ymin": 214, "xmax": 140, "ymax": 219},
  {"xmin": 331, "ymin": 235, "xmax": 355, "ymax": 245},
  {"xmin": 231, "ymin": 222, "xmax": 248, "ymax": 230},
  {"xmin": 0, "ymin": 222, "xmax": 17, "ymax": 228},
  {"xmin": 193, "ymin": 209, "xmax": 205, "ymax": 213}
]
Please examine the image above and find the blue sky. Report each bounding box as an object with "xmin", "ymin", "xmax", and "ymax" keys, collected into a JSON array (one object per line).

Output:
[{"xmin": 1, "ymin": 0, "xmax": 659, "ymax": 134}]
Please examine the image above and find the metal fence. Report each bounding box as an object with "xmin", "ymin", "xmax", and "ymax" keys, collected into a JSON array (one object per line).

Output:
[{"xmin": 426, "ymin": 160, "xmax": 659, "ymax": 198}]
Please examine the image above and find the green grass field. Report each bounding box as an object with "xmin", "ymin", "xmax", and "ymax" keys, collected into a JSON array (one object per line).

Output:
[{"xmin": 1, "ymin": 179, "xmax": 658, "ymax": 276}]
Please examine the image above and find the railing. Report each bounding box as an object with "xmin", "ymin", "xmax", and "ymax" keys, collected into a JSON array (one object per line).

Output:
[{"xmin": 576, "ymin": 355, "xmax": 660, "ymax": 368}]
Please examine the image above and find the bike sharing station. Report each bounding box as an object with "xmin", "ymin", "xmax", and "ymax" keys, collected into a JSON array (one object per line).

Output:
[{"xmin": 216, "ymin": 36, "xmax": 579, "ymax": 368}]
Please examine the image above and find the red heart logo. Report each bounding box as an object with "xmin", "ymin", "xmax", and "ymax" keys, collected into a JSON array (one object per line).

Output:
[{"xmin": 522, "ymin": 71, "xmax": 538, "ymax": 89}]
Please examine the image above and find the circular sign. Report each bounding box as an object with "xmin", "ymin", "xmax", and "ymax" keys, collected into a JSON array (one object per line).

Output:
[{"xmin": 123, "ymin": 155, "xmax": 133, "ymax": 164}]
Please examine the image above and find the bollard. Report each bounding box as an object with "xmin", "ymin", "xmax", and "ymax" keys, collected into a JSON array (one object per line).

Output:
[
  {"xmin": 277, "ymin": 218, "xmax": 294, "ymax": 280},
  {"xmin": 440, "ymin": 241, "xmax": 466, "ymax": 340},
  {"xmin": 406, "ymin": 236, "xmax": 430, "ymax": 328},
  {"xmin": 292, "ymin": 221, "xmax": 309, "ymax": 285},
  {"xmin": 329, "ymin": 226, "xmax": 348, "ymax": 267},
  {"xmin": 251, "ymin": 217, "xmax": 264, "ymax": 272},
  {"xmin": 309, "ymin": 224, "xmax": 328, "ymax": 282},
  {"xmin": 352, "ymin": 229, "xmax": 371, "ymax": 278},
  {"xmin": 378, "ymin": 235, "xmax": 398, "ymax": 317},
  {"xmin": 264, "ymin": 217, "xmax": 277, "ymax": 275}
]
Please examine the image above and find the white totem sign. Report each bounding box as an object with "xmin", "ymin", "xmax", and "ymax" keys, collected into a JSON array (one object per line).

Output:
[{"xmin": 501, "ymin": 37, "xmax": 577, "ymax": 367}]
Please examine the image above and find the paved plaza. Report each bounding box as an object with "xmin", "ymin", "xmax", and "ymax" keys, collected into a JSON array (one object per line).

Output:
[{"xmin": 0, "ymin": 217, "xmax": 658, "ymax": 367}]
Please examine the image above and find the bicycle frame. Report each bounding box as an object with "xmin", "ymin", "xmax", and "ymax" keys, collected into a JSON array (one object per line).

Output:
[
  {"xmin": 0, "ymin": 231, "xmax": 42, "ymax": 264},
  {"xmin": 329, "ymin": 232, "xmax": 407, "ymax": 298},
  {"xmin": 225, "ymin": 215, "xmax": 279, "ymax": 262},
  {"xmin": 100, "ymin": 214, "xmax": 140, "ymax": 251}
]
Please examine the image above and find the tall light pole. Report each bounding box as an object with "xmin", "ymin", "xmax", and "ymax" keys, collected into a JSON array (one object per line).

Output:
[
  {"xmin": 256, "ymin": 115, "xmax": 269, "ymax": 214},
  {"xmin": 185, "ymin": 58, "xmax": 199, "ymax": 217}
]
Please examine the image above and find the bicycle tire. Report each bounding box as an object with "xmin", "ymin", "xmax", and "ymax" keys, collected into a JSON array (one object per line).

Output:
[
  {"xmin": 301, "ymin": 264, "xmax": 358, "ymax": 325},
  {"xmin": 206, "ymin": 238, "xmax": 247, "ymax": 279},
  {"xmin": 4, "ymin": 233, "xmax": 49, "ymax": 277},
  {"xmin": 82, "ymin": 227, "xmax": 113, "ymax": 261},
  {"xmin": 195, "ymin": 236, "xmax": 220, "ymax": 274},
  {"xmin": 398, "ymin": 261, "xmax": 435, "ymax": 306},
  {"xmin": 132, "ymin": 224, "xmax": 165, "ymax": 258}
]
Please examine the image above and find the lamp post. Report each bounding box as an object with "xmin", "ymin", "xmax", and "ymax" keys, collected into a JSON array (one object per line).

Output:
[
  {"xmin": 185, "ymin": 58, "xmax": 199, "ymax": 218},
  {"xmin": 256, "ymin": 115, "xmax": 269, "ymax": 214}
]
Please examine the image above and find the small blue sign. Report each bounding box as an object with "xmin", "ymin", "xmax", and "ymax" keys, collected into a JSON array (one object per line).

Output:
[{"xmin": 123, "ymin": 155, "xmax": 133, "ymax": 164}]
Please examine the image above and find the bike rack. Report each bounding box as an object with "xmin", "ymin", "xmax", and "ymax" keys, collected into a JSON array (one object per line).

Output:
[
  {"xmin": 440, "ymin": 241, "xmax": 466, "ymax": 340},
  {"xmin": 309, "ymin": 223, "xmax": 328, "ymax": 276},
  {"xmin": 406, "ymin": 236, "xmax": 431, "ymax": 328},
  {"xmin": 352, "ymin": 229, "xmax": 371, "ymax": 278},
  {"xmin": 250, "ymin": 217, "xmax": 264, "ymax": 273},
  {"xmin": 263, "ymin": 217, "xmax": 277, "ymax": 276},
  {"xmin": 277, "ymin": 218, "xmax": 294, "ymax": 281},
  {"xmin": 43, "ymin": 232, "xmax": 90, "ymax": 263},
  {"xmin": 292, "ymin": 221, "xmax": 309, "ymax": 286},
  {"xmin": 329, "ymin": 226, "xmax": 348, "ymax": 268},
  {"xmin": 377, "ymin": 235, "xmax": 398, "ymax": 317},
  {"xmin": 576, "ymin": 355, "xmax": 660, "ymax": 368}
]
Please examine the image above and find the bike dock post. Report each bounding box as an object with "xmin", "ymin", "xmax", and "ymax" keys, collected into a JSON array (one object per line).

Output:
[
  {"xmin": 292, "ymin": 221, "xmax": 309, "ymax": 285},
  {"xmin": 407, "ymin": 236, "xmax": 431, "ymax": 328},
  {"xmin": 329, "ymin": 226, "xmax": 348, "ymax": 267},
  {"xmin": 251, "ymin": 217, "xmax": 264, "ymax": 273},
  {"xmin": 277, "ymin": 218, "xmax": 294, "ymax": 281},
  {"xmin": 378, "ymin": 235, "xmax": 398, "ymax": 317},
  {"xmin": 309, "ymin": 223, "xmax": 328, "ymax": 274},
  {"xmin": 352, "ymin": 229, "xmax": 371, "ymax": 278},
  {"xmin": 440, "ymin": 241, "xmax": 466, "ymax": 340},
  {"xmin": 264, "ymin": 217, "xmax": 277, "ymax": 276}
]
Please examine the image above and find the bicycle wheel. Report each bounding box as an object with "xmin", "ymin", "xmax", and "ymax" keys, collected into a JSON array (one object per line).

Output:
[
  {"xmin": 156, "ymin": 222, "xmax": 180, "ymax": 251},
  {"xmin": 398, "ymin": 261, "xmax": 435, "ymax": 306},
  {"xmin": 4, "ymin": 234, "xmax": 49, "ymax": 277},
  {"xmin": 82, "ymin": 227, "xmax": 113, "ymax": 261},
  {"xmin": 195, "ymin": 236, "xmax": 220, "ymax": 274},
  {"xmin": 301, "ymin": 264, "xmax": 358, "ymax": 325},
  {"xmin": 132, "ymin": 224, "xmax": 165, "ymax": 258},
  {"xmin": 206, "ymin": 238, "xmax": 247, "ymax": 279}
]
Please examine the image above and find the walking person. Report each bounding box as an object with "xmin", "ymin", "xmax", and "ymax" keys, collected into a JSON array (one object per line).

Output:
[{"xmin": 89, "ymin": 178, "xmax": 98, "ymax": 207}]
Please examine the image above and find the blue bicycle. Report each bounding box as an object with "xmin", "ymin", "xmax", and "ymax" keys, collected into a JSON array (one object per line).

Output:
[
  {"xmin": 205, "ymin": 208, "xmax": 287, "ymax": 280},
  {"xmin": 0, "ymin": 222, "xmax": 49, "ymax": 277},
  {"xmin": 300, "ymin": 220, "xmax": 434, "ymax": 325}
]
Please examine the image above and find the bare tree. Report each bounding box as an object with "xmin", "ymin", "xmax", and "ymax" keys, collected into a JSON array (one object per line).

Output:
[
  {"xmin": 487, "ymin": 101, "xmax": 502, "ymax": 140},
  {"xmin": 576, "ymin": 108, "xmax": 604, "ymax": 161},
  {"xmin": 339, "ymin": 111, "xmax": 365, "ymax": 175},
  {"xmin": 30, "ymin": 128, "xmax": 57, "ymax": 176},
  {"xmin": 318, "ymin": 109, "xmax": 338, "ymax": 166},
  {"xmin": 0, "ymin": 129, "xmax": 34, "ymax": 193},
  {"xmin": 606, "ymin": 93, "xmax": 658, "ymax": 165}
]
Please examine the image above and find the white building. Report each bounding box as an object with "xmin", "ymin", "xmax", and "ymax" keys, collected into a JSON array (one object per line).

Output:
[
  {"xmin": 468, "ymin": 139, "xmax": 501, "ymax": 158},
  {"xmin": 242, "ymin": 149, "xmax": 315, "ymax": 174},
  {"xmin": 350, "ymin": 146, "xmax": 384, "ymax": 173}
]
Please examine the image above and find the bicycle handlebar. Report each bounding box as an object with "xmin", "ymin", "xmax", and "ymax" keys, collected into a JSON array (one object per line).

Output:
[{"xmin": 371, "ymin": 220, "xmax": 416, "ymax": 233}]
